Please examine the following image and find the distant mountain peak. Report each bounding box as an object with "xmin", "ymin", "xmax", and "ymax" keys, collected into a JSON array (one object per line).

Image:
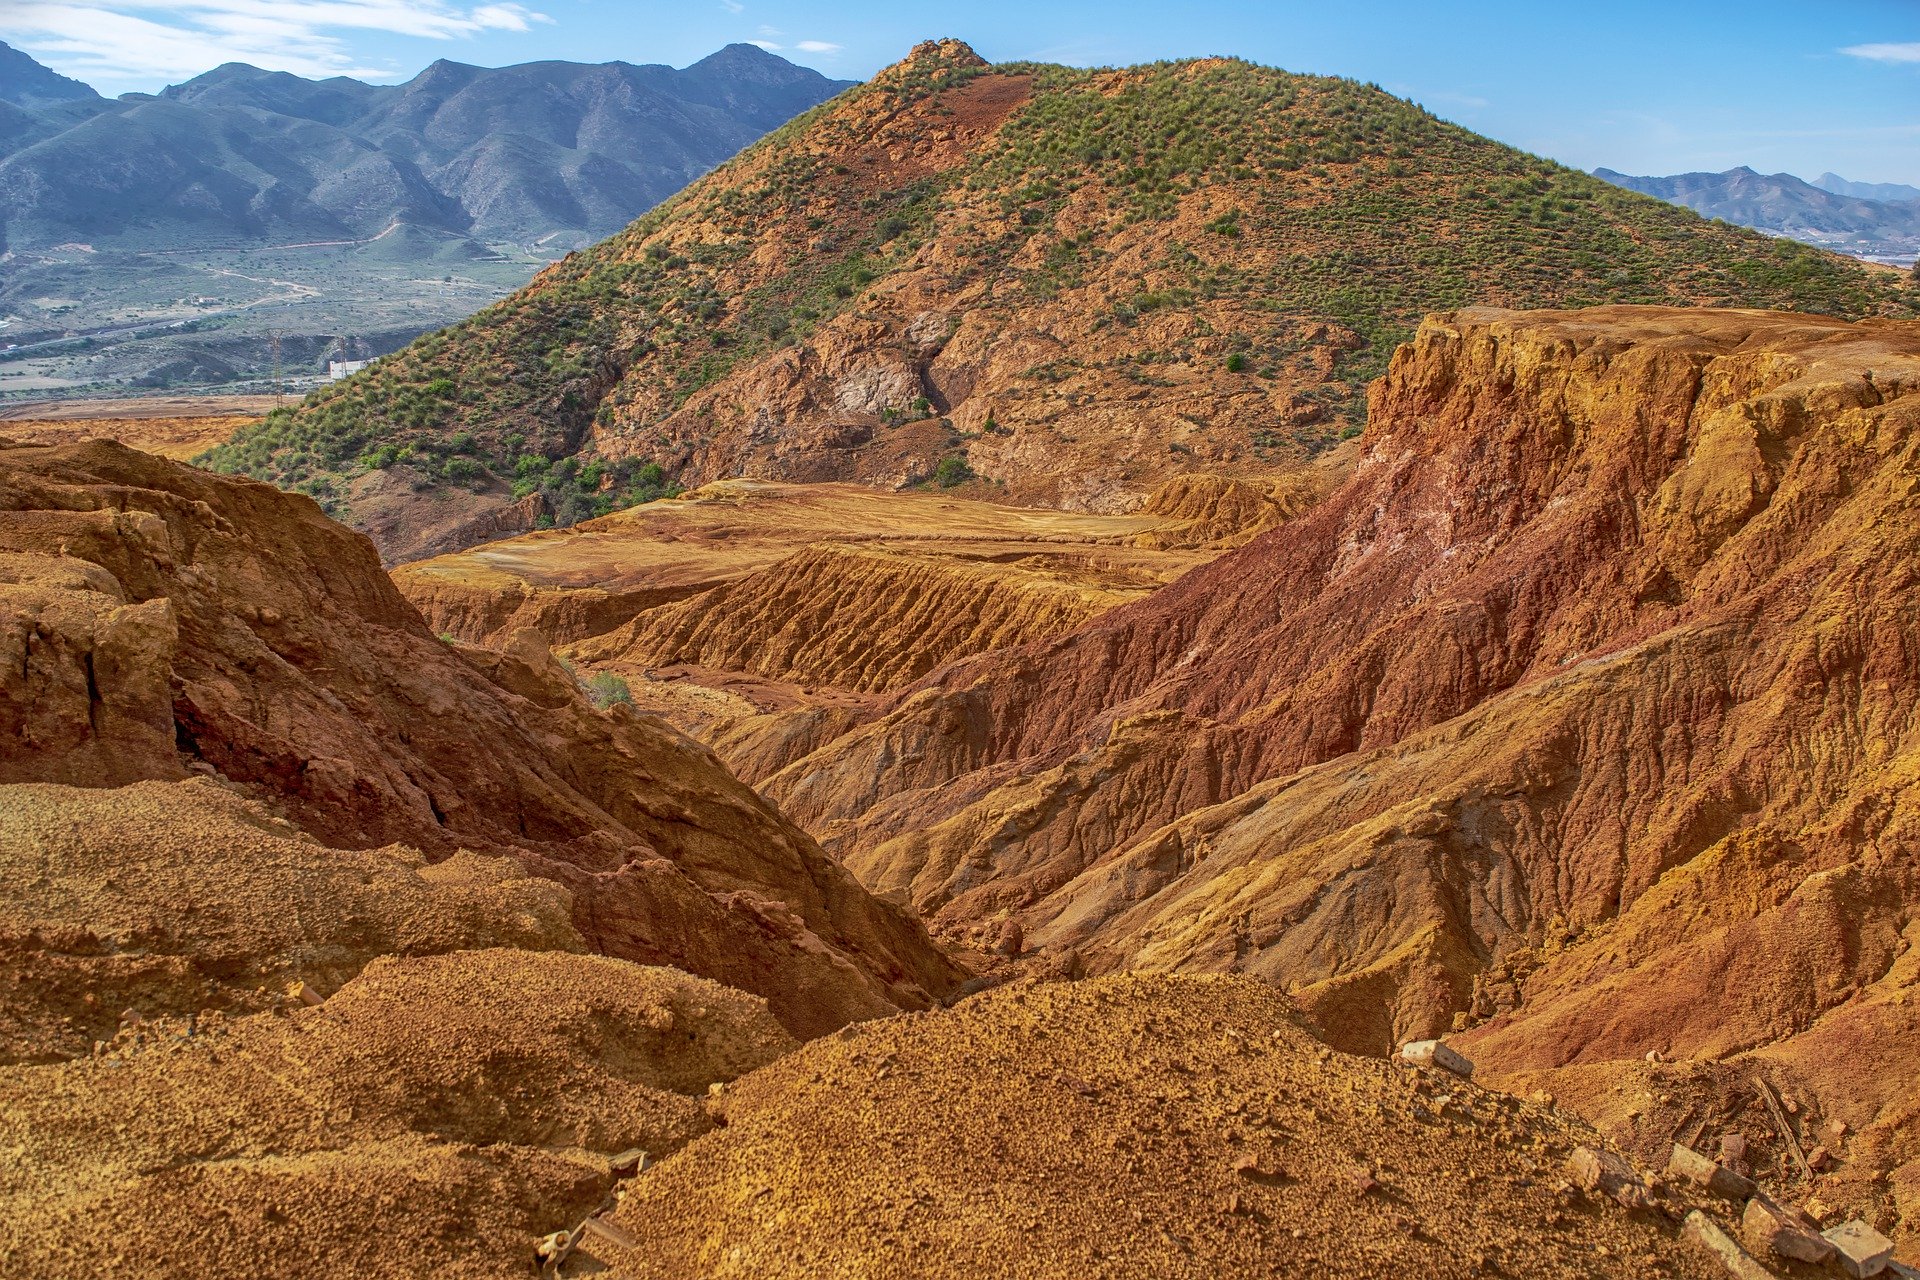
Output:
[
  {"xmin": 0, "ymin": 39, "xmax": 101, "ymax": 110},
  {"xmin": 1813, "ymin": 171, "xmax": 1920, "ymax": 205},
  {"xmin": 701, "ymin": 42, "xmax": 793, "ymax": 64},
  {"xmin": 1594, "ymin": 164, "xmax": 1920, "ymax": 261}
]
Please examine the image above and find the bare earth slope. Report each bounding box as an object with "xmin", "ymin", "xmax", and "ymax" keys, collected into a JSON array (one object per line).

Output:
[
  {"xmin": 0, "ymin": 437, "xmax": 962, "ymax": 1035},
  {"xmin": 394, "ymin": 477, "xmax": 1214, "ymax": 652},
  {"xmin": 207, "ymin": 40, "xmax": 1918, "ymax": 562},
  {"xmin": 729, "ymin": 306, "xmax": 1920, "ymax": 1241},
  {"xmin": 0, "ymin": 778, "xmax": 583, "ymax": 1064},
  {"xmin": 0, "ymin": 414, "xmax": 254, "ymax": 460},
  {"xmin": 390, "ymin": 477, "xmax": 1259, "ymax": 757}
]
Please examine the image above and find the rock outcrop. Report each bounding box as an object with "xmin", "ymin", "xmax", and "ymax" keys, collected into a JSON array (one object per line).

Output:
[{"xmin": 0, "ymin": 439, "xmax": 963, "ymax": 1036}]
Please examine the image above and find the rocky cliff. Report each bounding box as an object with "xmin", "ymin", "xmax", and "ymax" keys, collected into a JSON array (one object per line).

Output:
[{"xmin": 0, "ymin": 438, "xmax": 962, "ymax": 1036}]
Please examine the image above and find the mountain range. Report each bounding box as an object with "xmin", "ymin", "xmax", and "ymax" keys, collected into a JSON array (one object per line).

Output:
[
  {"xmin": 0, "ymin": 40, "xmax": 849, "ymax": 400},
  {"xmin": 1595, "ymin": 165, "xmax": 1920, "ymax": 266},
  {"xmin": 0, "ymin": 41, "xmax": 851, "ymax": 253}
]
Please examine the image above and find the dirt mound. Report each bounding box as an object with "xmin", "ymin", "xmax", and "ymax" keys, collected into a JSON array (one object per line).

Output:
[
  {"xmin": 577, "ymin": 974, "xmax": 1719, "ymax": 1279},
  {"xmin": 0, "ymin": 439, "xmax": 963, "ymax": 1035},
  {"xmin": 0, "ymin": 948, "xmax": 794, "ymax": 1280},
  {"xmin": 0, "ymin": 778, "xmax": 582, "ymax": 1064}
]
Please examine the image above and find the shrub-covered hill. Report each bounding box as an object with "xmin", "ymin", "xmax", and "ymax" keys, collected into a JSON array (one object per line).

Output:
[{"xmin": 202, "ymin": 38, "xmax": 1920, "ymax": 561}]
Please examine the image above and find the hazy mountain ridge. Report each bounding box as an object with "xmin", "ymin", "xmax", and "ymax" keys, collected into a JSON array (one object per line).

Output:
[
  {"xmin": 0, "ymin": 41, "xmax": 853, "ymax": 252},
  {"xmin": 1595, "ymin": 164, "xmax": 1920, "ymax": 266},
  {"xmin": 0, "ymin": 40, "xmax": 851, "ymax": 399},
  {"xmin": 0, "ymin": 40, "xmax": 99, "ymax": 112},
  {"xmin": 1815, "ymin": 171, "xmax": 1920, "ymax": 204}
]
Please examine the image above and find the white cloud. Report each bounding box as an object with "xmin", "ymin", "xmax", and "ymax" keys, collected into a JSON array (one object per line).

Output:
[
  {"xmin": 0, "ymin": 0, "xmax": 553, "ymax": 88},
  {"xmin": 746, "ymin": 38, "xmax": 781, "ymax": 51},
  {"xmin": 1841, "ymin": 41, "xmax": 1920, "ymax": 64},
  {"xmin": 717, "ymin": 0, "xmax": 743, "ymax": 10},
  {"xmin": 795, "ymin": 40, "xmax": 840, "ymax": 54}
]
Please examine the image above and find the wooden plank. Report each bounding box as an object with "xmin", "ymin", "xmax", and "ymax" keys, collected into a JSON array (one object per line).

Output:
[{"xmin": 1754, "ymin": 1077, "xmax": 1810, "ymax": 1181}]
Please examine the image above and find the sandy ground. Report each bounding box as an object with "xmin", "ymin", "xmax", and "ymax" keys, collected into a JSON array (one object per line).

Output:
[{"xmin": 0, "ymin": 411, "xmax": 259, "ymax": 459}]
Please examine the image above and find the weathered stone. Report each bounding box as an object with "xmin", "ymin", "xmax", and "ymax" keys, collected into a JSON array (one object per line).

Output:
[
  {"xmin": 1682, "ymin": 1210, "xmax": 1782, "ymax": 1280},
  {"xmin": 1566, "ymin": 1146, "xmax": 1653, "ymax": 1211},
  {"xmin": 581, "ymin": 1217, "xmax": 639, "ymax": 1251},
  {"xmin": 1668, "ymin": 1142, "xmax": 1756, "ymax": 1199},
  {"xmin": 1399, "ymin": 1039, "xmax": 1474, "ymax": 1077},
  {"xmin": 1740, "ymin": 1196, "xmax": 1834, "ymax": 1265},
  {"xmin": 1822, "ymin": 1220, "xmax": 1895, "ymax": 1278}
]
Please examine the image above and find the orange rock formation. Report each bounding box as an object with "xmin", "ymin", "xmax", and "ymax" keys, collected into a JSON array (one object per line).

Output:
[{"xmin": 0, "ymin": 439, "xmax": 961, "ymax": 1036}]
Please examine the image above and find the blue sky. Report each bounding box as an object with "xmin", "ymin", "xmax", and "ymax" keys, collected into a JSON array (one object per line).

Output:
[{"xmin": 3, "ymin": 0, "xmax": 1916, "ymax": 183}]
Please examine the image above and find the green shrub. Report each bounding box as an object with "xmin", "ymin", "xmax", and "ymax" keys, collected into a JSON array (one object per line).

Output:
[
  {"xmin": 934, "ymin": 453, "xmax": 973, "ymax": 487},
  {"xmin": 584, "ymin": 670, "xmax": 634, "ymax": 708}
]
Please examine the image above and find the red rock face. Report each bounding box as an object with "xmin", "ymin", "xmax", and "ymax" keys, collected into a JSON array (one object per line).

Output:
[{"xmin": 0, "ymin": 439, "xmax": 963, "ymax": 1037}]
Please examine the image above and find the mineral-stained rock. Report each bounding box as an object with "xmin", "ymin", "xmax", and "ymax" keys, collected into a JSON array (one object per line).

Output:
[
  {"xmin": 1682, "ymin": 1211, "xmax": 1780, "ymax": 1280},
  {"xmin": 0, "ymin": 440, "xmax": 962, "ymax": 1037},
  {"xmin": 1669, "ymin": 1144, "xmax": 1756, "ymax": 1201},
  {"xmin": 1824, "ymin": 1220, "xmax": 1897, "ymax": 1278},
  {"xmin": 727, "ymin": 305, "xmax": 1920, "ymax": 1240},
  {"xmin": 1566, "ymin": 1146, "xmax": 1654, "ymax": 1211},
  {"xmin": 1741, "ymin": 1196, "xmax": 1833, "ymax": 1265},
  {"xmin": 1401, "ymin": 1039, "xmax": 1474, "ymax": 1077}
]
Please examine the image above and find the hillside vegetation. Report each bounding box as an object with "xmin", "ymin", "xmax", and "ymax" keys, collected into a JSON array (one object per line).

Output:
[{"xmin": 204, "ymin": 40, "xmax": 1920, "ymax": 558}]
